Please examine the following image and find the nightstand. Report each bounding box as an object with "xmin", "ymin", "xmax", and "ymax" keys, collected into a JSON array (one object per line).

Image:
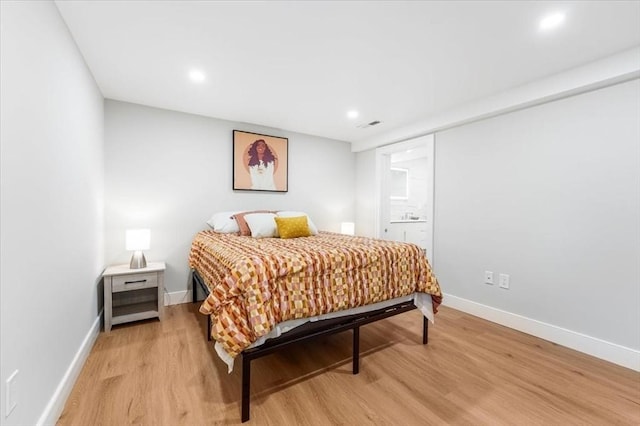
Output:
[{"xmin": 103, "ymin": 262, "xmax": 165, "ymax": 332}]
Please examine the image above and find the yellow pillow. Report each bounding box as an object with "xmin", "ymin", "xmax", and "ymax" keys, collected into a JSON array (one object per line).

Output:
[{"xmin": 275, "ymin": 216, "xmax": 311, "ymax": 239}]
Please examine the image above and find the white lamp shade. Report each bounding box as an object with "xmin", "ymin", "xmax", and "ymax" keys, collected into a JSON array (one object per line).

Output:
[
  {"xmin": 340, "ymin": 222, "xmax": 355, "ymax": 236},
  {"xmin": 126, "ymin": 229, "xmax": 150, "ymax": 251}
]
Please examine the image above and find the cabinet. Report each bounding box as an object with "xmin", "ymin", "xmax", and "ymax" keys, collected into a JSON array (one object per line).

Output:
[
  {"xmin": 103, "ymin": 262, "xmax": 165, "ymax": 332},
  {"xmin": 387, "ymin": 221, "xmax": 428, "ymax": 249}
]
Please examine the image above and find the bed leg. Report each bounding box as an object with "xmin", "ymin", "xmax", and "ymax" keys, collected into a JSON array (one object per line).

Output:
[
  {"xmin": 352, "ymin": 326, "xmax": 360, "ymax": 374},
  {"xmin": 192, "ymin": 274, "xmax": 197, "ymax": 303},
  {"xmin": 242, "ymin": 355, "xmax": 251, "ymax": 422},
  {"xmin": 423, "ymin": 315, "xmax": 429, "ymax": 345}
]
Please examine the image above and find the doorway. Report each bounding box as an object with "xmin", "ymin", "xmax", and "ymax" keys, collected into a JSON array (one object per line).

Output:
[{"xmin": 375, "ymin": 134, "xmax": 434, "ymax": 262}]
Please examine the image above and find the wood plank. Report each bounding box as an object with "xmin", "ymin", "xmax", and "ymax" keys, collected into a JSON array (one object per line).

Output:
[{"xmin": 57, "ymin": 304, "xmax": 640, "ymax": 425}]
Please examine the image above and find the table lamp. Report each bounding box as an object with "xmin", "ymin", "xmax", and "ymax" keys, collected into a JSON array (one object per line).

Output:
[
  {"xmin": 126, "ymin": 229, "xmax": 150, "ymax": 269},
  {"xmin": 340, "ymin": 222, "xmax": 355, "ymax": 236}
]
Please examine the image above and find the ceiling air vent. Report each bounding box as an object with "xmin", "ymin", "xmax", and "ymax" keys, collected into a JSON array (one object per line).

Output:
[{"xmin": 356, "ymin": 120, "xmax": 382, "ymax": 129}]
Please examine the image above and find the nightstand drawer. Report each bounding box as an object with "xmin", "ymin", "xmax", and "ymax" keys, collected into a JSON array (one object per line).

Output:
[{"xmin": 112, "ymin": 272, "xmax": 158, "ymax": 293}]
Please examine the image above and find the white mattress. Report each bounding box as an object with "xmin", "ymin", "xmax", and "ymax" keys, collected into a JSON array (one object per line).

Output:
[{"xmin": 215, "ymin": 293, "xmax": 434, "ymax": 373}]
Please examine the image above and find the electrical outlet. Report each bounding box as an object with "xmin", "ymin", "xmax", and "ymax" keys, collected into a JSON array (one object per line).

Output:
[
  {"xmin": 484, "ymin": 271, "xmax": 494, "ymax": 285},
  {"xmin": 5, "ymin": 370, "xmax": 18, "ymax": 418},
  {"xmin": 499, "ymin": 274, "xmax": 510, "ymax": 289}
]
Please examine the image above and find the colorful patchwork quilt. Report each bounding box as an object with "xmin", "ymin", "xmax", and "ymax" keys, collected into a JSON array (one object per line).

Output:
[{"xmin": 189, "ymin": 231, "xmax": 442, "ymax": 359}]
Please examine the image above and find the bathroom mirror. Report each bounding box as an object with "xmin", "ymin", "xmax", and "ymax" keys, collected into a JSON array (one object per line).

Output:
[{"xmin": 390, "ymin": 167, "xmax": 409, "ymax": 200}]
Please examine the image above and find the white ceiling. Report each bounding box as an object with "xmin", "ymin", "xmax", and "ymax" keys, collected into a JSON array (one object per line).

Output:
[{"xmin": 55, "ymin": 1, "xmax": 640, "ymax": 144}]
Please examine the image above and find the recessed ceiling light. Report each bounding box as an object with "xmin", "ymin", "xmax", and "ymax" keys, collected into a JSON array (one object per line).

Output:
[
  {"xmin": 189, "ymin": 69, "xmax": 206, "ymax": 83},
  {"xmin": 539, "ymin": 12, "xmax": 565, "ymax": 31},
  {"xmin": 347, "ymin": 110, "xmax": 359, "ymax": 119}
]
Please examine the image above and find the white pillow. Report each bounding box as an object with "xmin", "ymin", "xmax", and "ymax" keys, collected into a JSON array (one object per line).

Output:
[
  {"xmin": 276, "ymin": 211, "xmax": 318, "ymax": 234},
  {"xmin": 244, "ymin": 213, "xmax": 278, "ymax": 238},
  {"xmin": 206, "ymin": 211, "xmax": 241, "ymax": 233}
]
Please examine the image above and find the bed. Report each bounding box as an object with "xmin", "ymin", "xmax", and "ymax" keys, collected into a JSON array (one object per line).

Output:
[{"xmin": 188, "ymin": 227, "xmax": 442, "ymax": 422}]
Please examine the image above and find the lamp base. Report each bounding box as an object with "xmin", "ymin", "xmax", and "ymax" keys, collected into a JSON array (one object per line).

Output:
[{"xmin": 130, "ymin": 251, "xmax": 147, "ymax": 269}]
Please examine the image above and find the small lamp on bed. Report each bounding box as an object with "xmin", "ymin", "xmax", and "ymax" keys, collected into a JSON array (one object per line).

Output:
[
  {"xmin": 126, "ymin": 229, "xmax": 150, "ymax": 269},
  {"xmin": 340, "ymin": 222, "xmax": 355, "ymax": 236}
]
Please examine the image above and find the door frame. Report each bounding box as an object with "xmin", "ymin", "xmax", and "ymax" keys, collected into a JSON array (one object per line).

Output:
[{"xmin": 375, "ymin": 134, "xmax": 435, "ymax": 262}]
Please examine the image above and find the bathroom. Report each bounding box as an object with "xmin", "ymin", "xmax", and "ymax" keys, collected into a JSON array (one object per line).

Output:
[
  {"xmin": 385, "ymin": 149, "xmax": 430, "ymax": 251},
  {"xmin": 389, "ymin": 152, "xmax": 428, "ymax": 223}
]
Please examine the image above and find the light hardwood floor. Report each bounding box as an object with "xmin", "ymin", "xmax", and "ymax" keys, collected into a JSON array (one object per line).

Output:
[{"xmin": 57, "ymin": 303, "xmax": 640, "ymax": 425}]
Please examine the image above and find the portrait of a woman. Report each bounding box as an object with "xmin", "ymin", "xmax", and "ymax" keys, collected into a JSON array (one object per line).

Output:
[
  {"xmin": 233, "ymin": 130, "xmax": 288, "ymax": 192},
  {"xmin": 245, "ymin": 139, "xmax": 277, "ymax": 190}
]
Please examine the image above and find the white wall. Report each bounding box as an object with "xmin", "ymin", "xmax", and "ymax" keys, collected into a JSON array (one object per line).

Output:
[
  {"xmin": 104, "ymin": 100, "xmax": 355, "ymax": 299},
  {"xmin": 355, "ymin": 149, "xmax": 377, "ymax": 237},
  {"xmin": 0, "ymin": 2, "xmax": 104, "ymax": 425},
  {"xmin": 356, "ymin": 79, "xmax": 640, "ymax": 369},
  {"xmin": 434, "ymin": 79, "xmax": 640, "ymax": 351}
]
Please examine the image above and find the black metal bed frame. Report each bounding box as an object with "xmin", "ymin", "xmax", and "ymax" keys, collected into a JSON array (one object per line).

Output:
[{"xmin": 192, "ymin": 270, "xmax": 429, "ymax": 423}]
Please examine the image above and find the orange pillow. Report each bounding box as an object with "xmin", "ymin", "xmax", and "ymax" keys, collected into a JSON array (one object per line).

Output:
[{"xmin": 274, "ymin": 216, "xmax": 311, "ymax": 239}]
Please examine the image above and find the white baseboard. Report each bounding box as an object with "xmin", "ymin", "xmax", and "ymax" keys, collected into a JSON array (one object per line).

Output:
[
  {"xmin": 442, "ymin": 293, "xmax": 640, "ymax": 372},
  {"xmin": 36, "ymin": 310, "xmax": 102, "ymax": 426},
  {"xmin": 42, "ymin": 291, "xmax": 635, "ymax": 426},
  {"xmin": 164, "ymin": 289, "xmax": 193, "ymax": 306},
  {"xmin": 38, "ymin": 291, "xmax": 194, "ymax": 425}
]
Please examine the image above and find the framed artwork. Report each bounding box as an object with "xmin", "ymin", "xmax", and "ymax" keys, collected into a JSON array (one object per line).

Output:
[{"xmin": 233, "ymin": 130, "xmax": 288, "ymax": 192}]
